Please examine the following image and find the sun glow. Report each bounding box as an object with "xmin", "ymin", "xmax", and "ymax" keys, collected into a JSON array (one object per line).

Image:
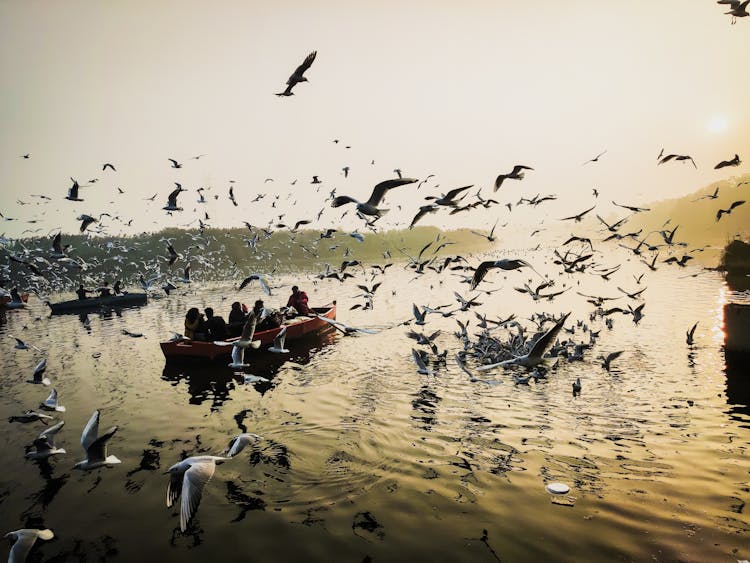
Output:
[{"xmin": 707, "ymin": 115, "xmax": 728, "ymax": 133}]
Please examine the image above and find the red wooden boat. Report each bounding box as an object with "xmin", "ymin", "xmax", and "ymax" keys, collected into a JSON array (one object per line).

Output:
[{"xmin": 160, "ymin": 302, "xmax": 337, "ymax": 361}]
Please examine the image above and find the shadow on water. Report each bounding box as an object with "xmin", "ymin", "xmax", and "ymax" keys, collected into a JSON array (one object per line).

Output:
[
  {"xmin": 161, "ymin": 331, "xmax": 338, "ymax": 408},
  {"xmin": 725, "ymin": 350, "xmax": 750, "ymax": 422}
]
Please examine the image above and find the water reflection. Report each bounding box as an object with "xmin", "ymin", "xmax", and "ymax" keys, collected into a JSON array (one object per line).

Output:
[
  {"xmin": 161, "ymin": 333, "xmax": 338, "ymax": 407},
  {"xmin": 725, "ymin": 350, "xmax": 750, "ymax": 421}
]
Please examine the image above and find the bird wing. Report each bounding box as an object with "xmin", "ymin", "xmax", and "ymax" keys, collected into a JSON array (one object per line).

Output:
[
  {"xmin": 526, "ymin": 313, "xmax": 570, "ymax": 363},
  {"xmin": 730, "ymin": 200, "xmax": 746, "ymax": 210},
  {"xmin": 39, "ymin": 420, "xmax": 65, "ymax": 447},
  {"xmin": 81, "ymin": 410, "xmax": 100, "ymax": 451},
  {"xmin": 470, "ymin": 261, "xmax": 493, "ymax": 290},
  {"xmin": 493, "ymin": 175, "xmax": 507, "ymax": 191},
  {"xmin": 366, "ymin": 178, "xmax": 418, "ymax": 207},
  {"xmin": 511, "ymin": 165, "xmax": 534, "ymax": 174},
  {"xmin": 288, "ymin": 50, "xmax": 317, "ymax": 83},
  {"xmin": 412, "ymin": 348, "xmax": 429, "ymax": 372},
  {"xmin": 331, "ymin": 195, "xmax": 358, "ymax": 208},
  {"xmin": 167, "ymin": 188, "xmax": 181, "ymax": 207},
  {"xmin": 273, "ymin": 325, "xmax": 287, "ymax": 348},
  {"xmin": 238, "ymin": 274, "xmax": 259, "ymax": 291},
  {"xmin": 52, "ymin": 232, "xmax": 63, "ymax": 253},
  {"xmin": 443, "ymin": 185, "xmax": 473, "ymax": 201},
  {"xmin": 181, "ymin": 459, "xmax": 217, "ymax": 531},
  {"xmin": 86, "ymin": 426, "xmax": 117, "ymax": 463},
  {"xmin": 166, "ymin": 467, "xmax": 183, "ymax": 508},
  {"xmin": 8, "ymin": 531, "xmax": 41, "ymax": 563}
]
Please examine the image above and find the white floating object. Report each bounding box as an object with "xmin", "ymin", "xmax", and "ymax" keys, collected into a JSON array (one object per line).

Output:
[{"xmin": 546, "ymin": 482, "xmax": 570, "ymax": 495}]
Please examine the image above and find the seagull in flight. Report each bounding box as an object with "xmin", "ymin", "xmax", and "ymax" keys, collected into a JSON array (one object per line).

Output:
[
  {"xmin": 494, "ymin": 165, "xmax": 533, "ymax": 191},
  {"xmin": 163, "ymin": 186, "xmax": 184, "ymax": 211},
  {"xmin": 582, "ymin": 150, "xmax": 607, "ymax": 165},
  {"xmin": 168, "ymin": 158, "xmax": 182, "ymax": 169},
  {"xmin": 239, "ymin": 274, "xmax": 271, "ymax": 295},
  {"xmin": 716, "ymin": 200, "xmax": 745, "ymax": 221},
  {"xmin": 714, "ymin": 154, "xmax": 741, "ymax": 169},
  {"xmin": 331, "ymin": 177, "xmax": 418, "ymax": 218},
  {"xmin": 560, "ymin": 205, "xmax": 596, "ymax": 222},
  {"xmin": 470, "ymin": 259, "xmax": 541, "ymax": 290},
  {"xmin": 276, "ymin": 51, "xmax": 317, "ymax": 96},
  {"xmin": 658, "ymin": 153, "xmax": 696, "ymax": 168},
  {"xmin": 268, "ymin": 326, "xmax": 290, "ymax": 353},
  {"xmin": 74, "ymin": 410, "xmax": 121, "ymax": 470},
  {"xmin": 166, "ymin": 455, "xmax": 230, "ymax": 532},
  {"xmin": 65, "ymin": 178, "xmax": 83, "ymax": 201}
]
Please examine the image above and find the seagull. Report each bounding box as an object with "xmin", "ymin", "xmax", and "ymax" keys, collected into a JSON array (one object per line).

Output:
[
  {"xmin": 77, "ymin": 214, "xmax": 97, "ymax": 233},
  {"xmin": 10, "ymin": 334, "xmax": 40, "ymax": 351},
  {"xmin": 409, "ymin": 205, "xmax": 439, "ymax": 229},
  {"xmin": 470, "ymin": 259, "xmax": 541, "ymax": 290},
  {"xmin": 412, "ymin": 348, "xmax": 434, "ymax": 375},
  {"xmin": 477, "ymin": 313, "xmax": 570, "ymax": 370},
  {"xmin": 65, "ymin": 178, "xmax": 83, "ymax": 201},
  {"xmin": 219, "ymin": 433, "xmax": 262, "ymax": 457},
  {"xmin": 471, "ymin": 220, "xmax": 499, "ymax": 242},
  {"xmin": 102, "ymin": 163, "xmax": 116, "ymax": 172},
  {"xmin": 612, "ymin": 201, "xmax": 650, "ymax": 213},
  {"xmin": 658, "ymin": 153, "xmax": 696, "ymax": 168},
  {"xmin": 29, "ymin": 359, "xmax": 50, "ymax": 386},
  {"xmin": 316, "ymin": 316, "xmax": 378, "ymax": 335},
  {"xmin": 4, "ymin": 529, "xmax": 55, "ymax": 562},
  {"xmin": 716, "ymin": 200, "xmax": 745, "ymax": 221},
  {"xmin": 227, "ymin": 319, "xmax": 261, "ymax": 368},
  {"xmin": 494, "ymin": 165, "xmax": 533, "ymax": 191},
  {"xmin": 74, "ymin": 410, "xmax": 121, "ymax": 470},
  {"xmin": 725, "ymin": 0, "xmax": 749, "ymax": 23},
  {"xmin": 163, "ymin": 187, "xmax": 184, "ymax": 211},
  {"xmin": 582, "ymin": 150, "xmax": 607, "ymax": 165},
  {"xmin": 425, "ymin": 185, "xmax": 472, "ymax": 207},
  {"xmin": 572, "ymin": 377, "xmax": 581, "ymax": 396},
  {"xmin": 166, "ymin": 243, "xmax": 179, "ymax": 266},
  {"xmin": 8, "ymin": 410, "xmax": 54, "ymax": 425},
  {"xmin": 276, "ymin": 51, "xmax": 317, "ymax": 96},
  {"xmin": 268, "ymin": 326, "xmax": 289, "ymax": 353},
  {"xmin": 168, "ymin": 158, "xmax": 182, "ymax": 169},
  {"xmin": 176, "ymin": 265, "xmax": 192, "ymax": 283},
  {"xmin": 412, "ymin": 303, "xmax": 427, "ymax": 325},
  {"xmin": 714, "ymin": 154, "xmax": 741, "ymax": 169},
  {"xmin": 238, "ymin": 274, "xmax": 271, "ymax": 295},
  {"xmin": 166, "ymin": 455, "xmax": 230, "ymax": 532},
  {"xmin": 26, "ymin": 421, "xmax": 66, "ymax": 459},
  {"xmin": 331, "ymin": 178, "xmax": 418, "ymax": 218},
  {"xmin": 686, "ymin": 322, "xmax": 698, "ymax": 345},
  {"xmin": 40, "ymin": 388, "xmax": 66, "ymax": 412},
  {"xmin": 599, "ymin": 350, "xmax": 624, "ymax": 371},
  {"xmin": 560, "ymin": 205, "xmax": 596, "ymax": 222}
]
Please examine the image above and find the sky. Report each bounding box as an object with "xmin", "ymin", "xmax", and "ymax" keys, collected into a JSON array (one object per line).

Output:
[{"xmin": 0, "ymin": 0, "xmax": 748, "ymax": 239}]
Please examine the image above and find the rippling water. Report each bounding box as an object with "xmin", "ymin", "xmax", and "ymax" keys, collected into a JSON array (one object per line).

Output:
[{"xmin": 1, "ymin": 255, "xmax": 749, "ymax": 562}]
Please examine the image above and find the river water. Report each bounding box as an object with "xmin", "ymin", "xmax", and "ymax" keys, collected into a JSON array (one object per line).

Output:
[{"xmin": 1, "ymin": 252, "xmax": 748, "ymax": 562}]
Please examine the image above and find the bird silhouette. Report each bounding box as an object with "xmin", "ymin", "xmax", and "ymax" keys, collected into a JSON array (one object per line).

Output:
[{"xmin": 276, "ymin": 51, "xmax": 317, "ymax": 96}]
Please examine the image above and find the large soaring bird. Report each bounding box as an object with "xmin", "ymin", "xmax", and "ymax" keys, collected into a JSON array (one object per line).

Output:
[{"xmin": 276, "ymin": 51, "xmax": 317, "ymax": 96}]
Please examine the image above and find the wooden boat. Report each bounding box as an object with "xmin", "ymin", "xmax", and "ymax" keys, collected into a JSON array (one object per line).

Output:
[
  {"xmin": 0, "ymin": 293, "xmax": 29, "ymax": 309},
  {"xmin": 47, "ymin": 292, "xmax": 148, "ymax": 314},
  {"xmin": 160, "ymin": 302, "xmax": 337, "ymax": 361}
]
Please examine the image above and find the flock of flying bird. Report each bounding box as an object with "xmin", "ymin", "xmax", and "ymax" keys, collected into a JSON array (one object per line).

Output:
[{"xmin": 1, "ymin": 43, "xmax": 749, "ymax": 561}]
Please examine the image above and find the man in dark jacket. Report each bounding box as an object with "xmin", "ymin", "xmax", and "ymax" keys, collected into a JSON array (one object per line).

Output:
[{"xmin": 204, "ymin": 307, "xmax": 229, "ymax": 341}]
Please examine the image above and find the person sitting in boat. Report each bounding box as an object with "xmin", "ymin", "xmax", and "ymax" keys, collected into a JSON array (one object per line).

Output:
[
  {"xmin": 184, "ymin": 307, "xmax": 206, "ymax": 340},
  {"xmin": 97, "ymin": 281, "xmax": 112, "ymax": 298},
  {"xmin": 10, "ymin": 287, "xmax": 22, "ymax": 303},
  {"xmin": 204, "ymin": 307, "xmax": 228, "ymax": 341},
  {"xmin": 253, "ymin": 299, "xmax": 281, "ymax": 331},
  {"xmin": 287, "ymin": 285, "xmax": 312, "ymax": 316},
  {"xmin": 228, "ymin": 301, "xmax": 247, "ymax": 337},
  {"xmin": 113, "ymin": 280, "xmax": 124, "ymax": 295},
  {"xmin": 76, "ymin": 284, "xmax": 91, "ymax": 300}
]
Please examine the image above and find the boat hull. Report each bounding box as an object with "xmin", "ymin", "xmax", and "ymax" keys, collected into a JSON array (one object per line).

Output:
[
  {"xmin": 48, "ymin": 293, "xmax": 148, "ymax": 314},
  {"xmin": 160, "ymin": 303, "xmax": 337, "ymax": 361}
]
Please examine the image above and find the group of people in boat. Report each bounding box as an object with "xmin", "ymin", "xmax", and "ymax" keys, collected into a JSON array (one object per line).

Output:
[
  {"xmin": 183, "ymin": 285, "xmax": 312, "ymax": 341},
  {"xmin": 76, "ymin": 280, "xmax": 124, "ymax": 300}
]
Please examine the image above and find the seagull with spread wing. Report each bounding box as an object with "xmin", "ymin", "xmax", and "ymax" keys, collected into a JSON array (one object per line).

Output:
[
  {"xmin": 163, "ymin": 186, "xmax": 184, "ymax": 211},
  {"xmin": 276, "ymin": 51, "xmax": 317, "ymax": 96},
  {"xmin": 494, "ymin": 165, "xmax": 533, "ymax": 191},
  {"xmin": 331, "ymin": 177, "xmax": 418, "ymax": 218}
]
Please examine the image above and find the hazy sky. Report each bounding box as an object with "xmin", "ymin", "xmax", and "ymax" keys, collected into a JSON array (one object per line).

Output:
[{"xmin": 1, "ymin": 0, "xmax": 748, "ymax": 238}]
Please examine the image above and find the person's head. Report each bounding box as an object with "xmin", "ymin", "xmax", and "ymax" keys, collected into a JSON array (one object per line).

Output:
[
  {"xmin": 186, "ymin": 307, "xmax": 200, "ymax": 322},
  {"xmin": 204, "ymin": 307, "xmax": 214, "ymax": 318},
  {"xmin": 254, "ymin": 299, "xmax": 264, "ymax": 310},
  {"xmin": 78, "ymin": 284, "xmax": 84, "ymax": 289},
  {"xmin": 231, "ymin": 301, "xmax": 241, "ymax": 311},
  {"xmin": 291, "ymin": 285, "xmax": 299, "ymax": 294},
  {"xmin": 103, "ymin": 281, "xmax": 109, "ymax": 286}
]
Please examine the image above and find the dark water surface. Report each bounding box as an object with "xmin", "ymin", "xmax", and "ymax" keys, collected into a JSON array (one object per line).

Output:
[{"xmin": 1, "ymin": 262, "xmax": 749, "ymax": 562}]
